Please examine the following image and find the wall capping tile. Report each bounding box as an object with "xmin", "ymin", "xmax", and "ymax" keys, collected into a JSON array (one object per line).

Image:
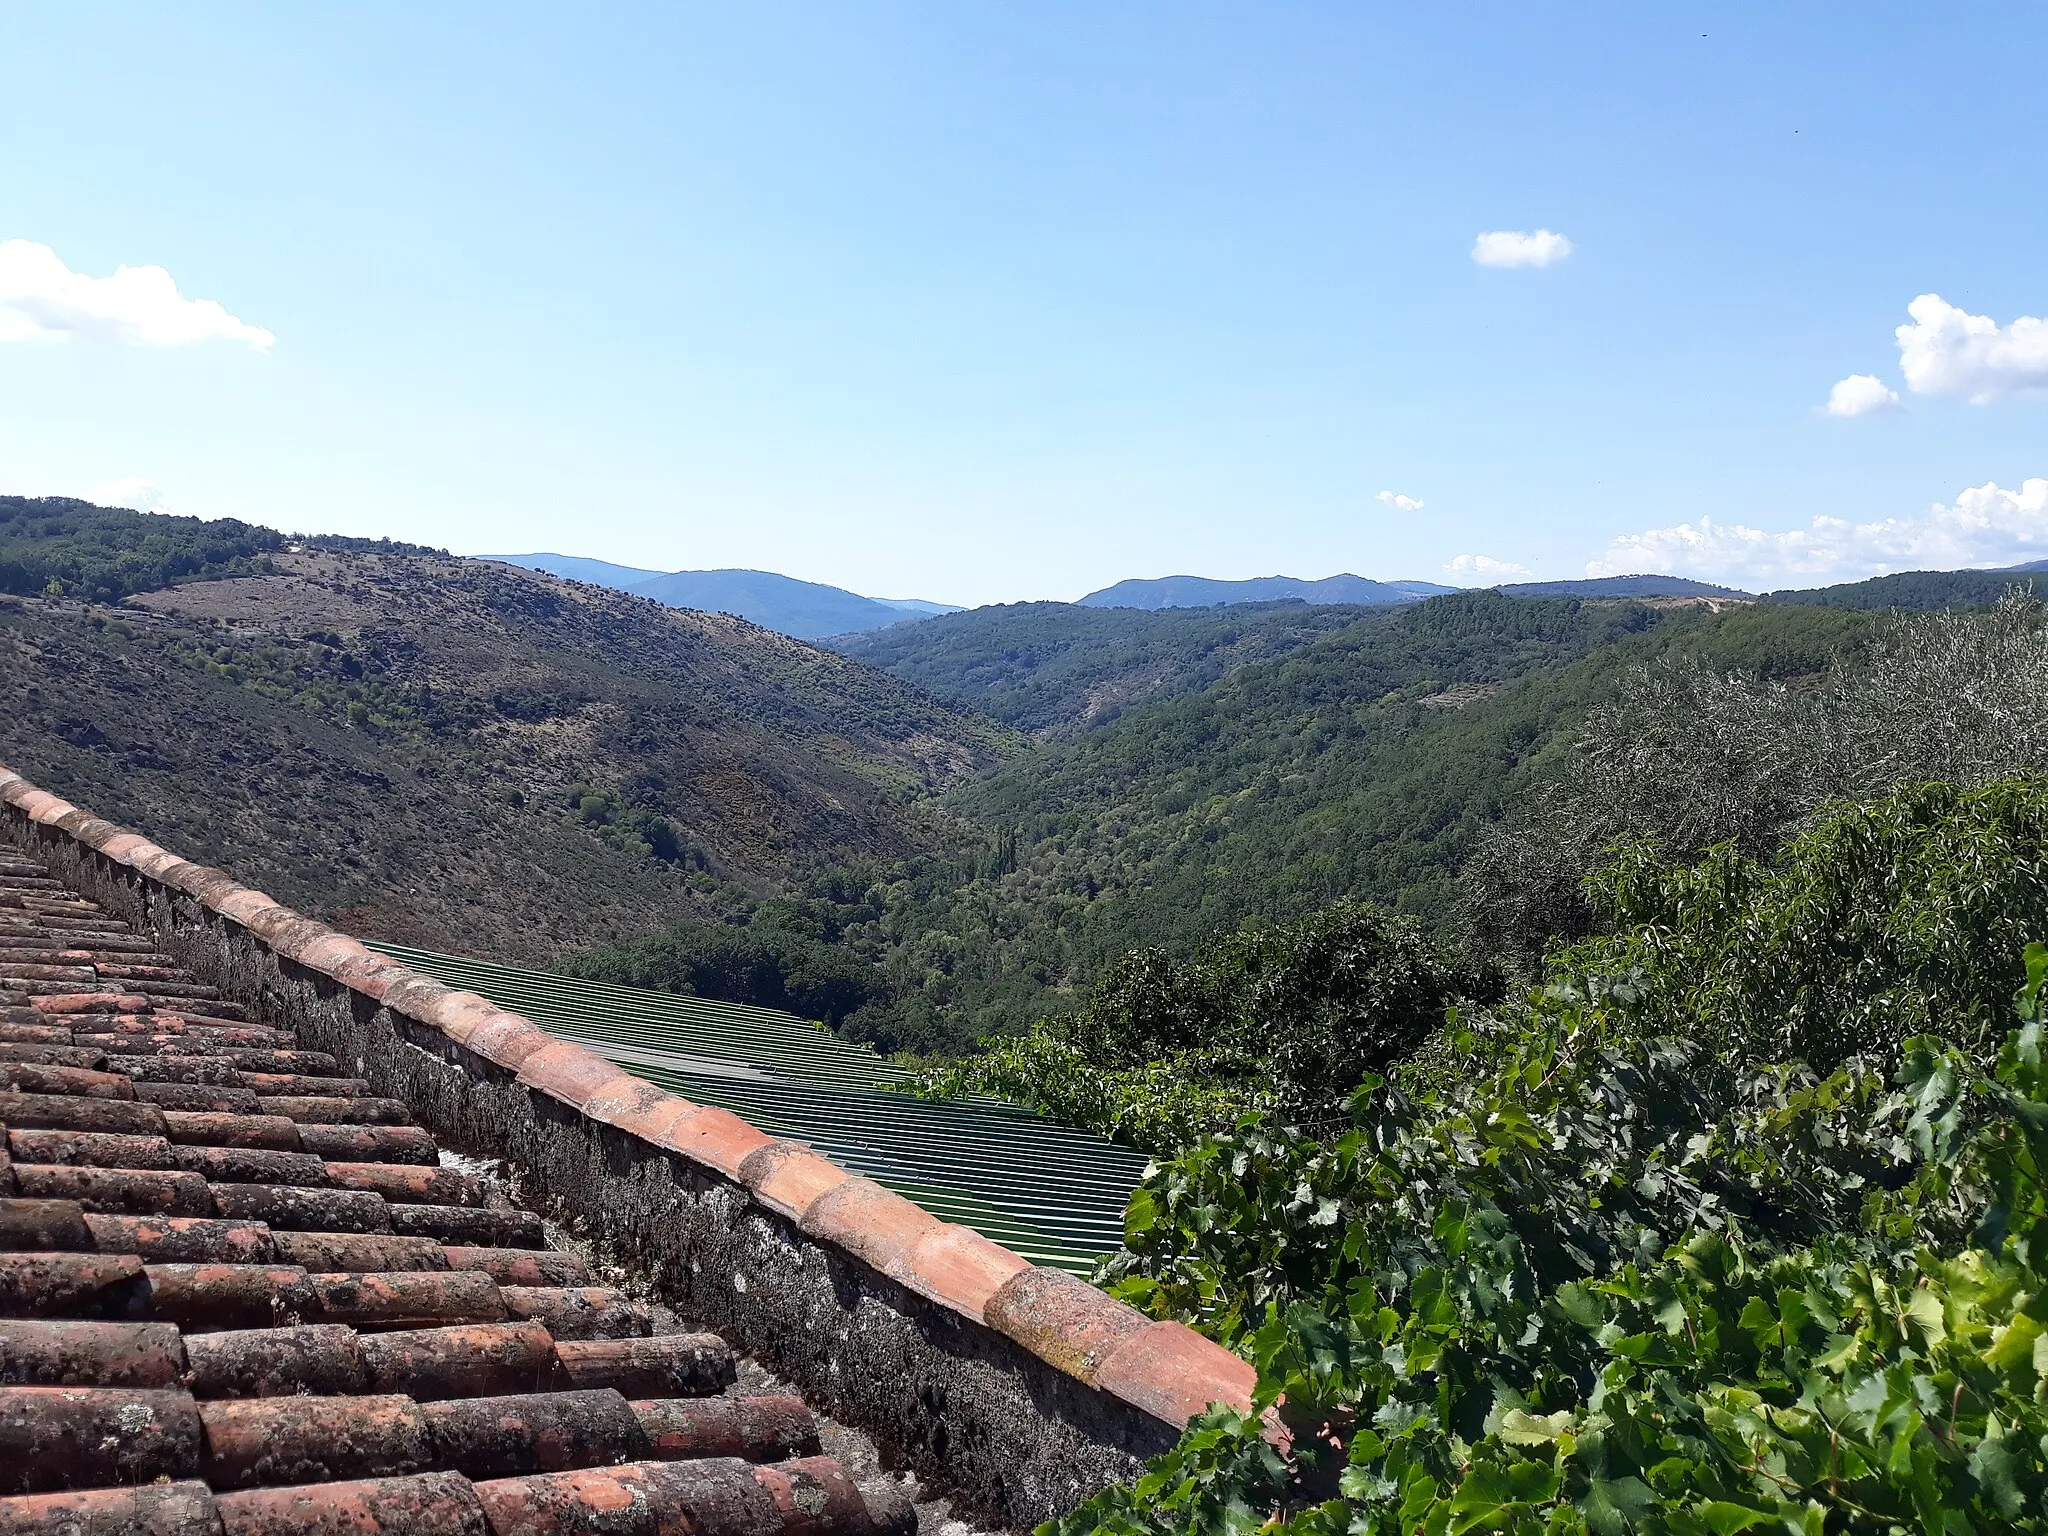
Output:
[
  {"xmin": 1090, "ymin": 1320, "xmax": 1257, "ymax": 1425},
  {"xmin": 985, "ymin": 1266, "xmax": 1154, "ymax": 1385},
  {"xmin": 885, "ymin": 1224, "xmax": 1033, "ymax": 1322},
  {"xmin": 214, "ymin": 888, "xmax": 283, "ymax": 926},
  {"xmin": 800, "ymin": 1177, "xmax": 944, "ymax": 1272},
  {"xmin": 582, "ymin": 1074, "xmax": 673, "ymax": 1127},
  {"xmin": 515, "ymin": 1039, "xmax": 636, "ymax": 1111},
  {"xmin": 605, "ymin": 1095, "xmax": 703, "ymax": 1149},
  {"xmin": 738, "ymin": 1140, "xmax": 850, "ymax": 1222},
  {"xmin": 656, "ymin": 1106, "xmax": 772, "ymax": 1181},
  {"xmin": 465, "ymin": 1017, "xmax": 555, "ymax": 1072}
]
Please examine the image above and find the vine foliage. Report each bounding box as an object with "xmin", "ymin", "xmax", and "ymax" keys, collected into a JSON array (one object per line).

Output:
[{"xmin": 1054, "ymin": 944, "xmax": 2048, "ymax": 1533}]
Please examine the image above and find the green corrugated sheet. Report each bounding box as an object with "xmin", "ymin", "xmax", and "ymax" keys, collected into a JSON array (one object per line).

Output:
[{"xmin": 368, "ymin": 943, "xmax": 1148, "ymax": 1275}]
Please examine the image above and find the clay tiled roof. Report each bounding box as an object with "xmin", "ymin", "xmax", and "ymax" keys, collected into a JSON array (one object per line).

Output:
[{"xmin": 0, "ymin": 845, "xmax": 910, "ymax": 1534}]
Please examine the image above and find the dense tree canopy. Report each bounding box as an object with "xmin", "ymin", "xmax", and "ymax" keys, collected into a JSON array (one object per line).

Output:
[
  {"xmin": 0, "ymin": 497, "xmax": 284, "ymax": 601},
  {"xmin": 0, "ymin": 496, "xmax": 445, "ymax": 603},
  {"xmin": 909, "ymin": 901, "xmax": 1469, "ymax": 1150},
  {"xmin": 1464, "ymin": 590, "xmax": 2048, "ymax": 961},
  {"xmin": 559, "ymin": 899, "xmax": 890, "ymax": 1030}
]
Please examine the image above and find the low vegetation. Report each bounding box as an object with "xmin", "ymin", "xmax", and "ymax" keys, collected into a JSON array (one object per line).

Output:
[{"xmin": 1063, "ymin": 949, "xmax": 2048, "ymax": 1531}]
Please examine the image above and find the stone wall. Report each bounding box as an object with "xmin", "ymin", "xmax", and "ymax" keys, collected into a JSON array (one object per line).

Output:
[{"xmin": 0, "ymin": 762, "xmax": 1252, "ymax": 1526}]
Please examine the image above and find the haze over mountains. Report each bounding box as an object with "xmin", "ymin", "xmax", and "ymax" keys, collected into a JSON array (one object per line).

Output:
[
  {"xmin": 489, "ymin": 553, "xmax": 957, "ymax": 639},
  {"xmin": 1076, "ymin": 573, "xmax": 1459, "ymax": 609},
  {"xmin": 486, "ymin": 556, "xmax": 1769, "ymax": 641}
]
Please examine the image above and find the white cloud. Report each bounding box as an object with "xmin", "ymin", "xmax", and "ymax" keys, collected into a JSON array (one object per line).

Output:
[
  {"xmin": 90, "ymin": 477, "xmax": 176, "ymax": 514},
  {"xmin": 0, "ymin": 239, "xmax": 274, "ymax": 351},
  {"xmin": 1823, "ymin": 374, "xmax": 1902, "ymax": 417},
  {"xmin": 1471, "ymin": 229, "xmax": 1573, "ymax": 269},
  {"xmin": 1446, "ymin": 553, "xmax": 1534, "ymax": 582},
  {"xmin": 1376, "ymin": 490, "xmax": 1425, "ymax": 512},
  {"xmin": 1587, "ymin": 477, "xmax": 2048, "ymax": 589},
  {"xmin": 1894, "ymin": 293, "xmax": 2048, "ymax": 403}
]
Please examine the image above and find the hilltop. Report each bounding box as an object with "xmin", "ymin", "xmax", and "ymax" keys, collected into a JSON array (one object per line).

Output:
[
  {"xmin": 1495, "ymin": 573, "xmax": 1750, "ymax": 599},
  {"xmin": 828, "ymin": 599, "xmax": 1393, "ymax": 735},
  {"xmin": 1764, "ymin": 565, "xmax": 2042, "ymax": 610},
  {"xmin": 0, "ymin": 493, "xmax": 437, "ymax": 601},
  {"xmin": 1076, "ymin": 573, "xmax": 1455, "ymax": 609},
  {"xmin": 489, "ymin": 552, "xmax": 957, "ymax": 638},
  {"xmin": 0, "ymin": 546, "xmax": 1011, "ymax": 962}
]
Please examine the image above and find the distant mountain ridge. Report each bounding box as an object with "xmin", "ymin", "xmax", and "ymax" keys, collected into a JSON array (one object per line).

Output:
[
  {"xmin": 491, "ymin": 546, "xmax": 2044, "ymax": 640},
  {"xmin": 1078, "ymin": 573, "xmax": 1458, "ymax": 609},
  {"xmin": 1496, "ymin": 574, "xmax": 1751, "ymax": 599},
  {"xmin": 486, "ymin": 554, "xmax": 957, "ymax": 639},
  {"xmin": 1764, "ymin": 563, "xmax": 2044, "ymax": 612}
]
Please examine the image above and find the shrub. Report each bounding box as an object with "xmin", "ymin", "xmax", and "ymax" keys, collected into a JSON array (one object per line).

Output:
[
  {"xmin": 1464, "ymin": 590, "xmax": 2048, "ymax": 961},
  {"xmin": 559, "ymin": 916, "xmax": 888, "ymax": 1030},
  {"xmin": 1052, "ymin": 946, "xmax": 2048, "ymax": 1534},
  {"xmin": 910, "ymin": 901, "xmax": 1463, "ymax": 1151}
]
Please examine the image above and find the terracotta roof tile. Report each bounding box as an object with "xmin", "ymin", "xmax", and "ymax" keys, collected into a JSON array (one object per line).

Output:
[
  {"xmin": 799, "ymin": 1177, "xmax": 945, "ymax": 1271},
  {"xmin": 1089, "ymin": 1319, "xmax": 1258, "ymax": 1424},
  {"xmin": 650, "ymin": 1105, "xmax": 773, "ymax": 1180},
  {"xmin": 736, "ymin": 1141, "xmax": 849, "ymax": 1221},
  {"xmin": 0, "ymin": 844, "xmax": 902, "ymax": 1532},
  {"xmin": 514, "ymin": 1039, "xmax": 635, "ymax": 1110},
  {"xmin": 984, "ymin": 1265, "xmax": 1153, "ymax": 1384},
  {"xmin": 883, "ymin": 1224, "xmax": 1033, "ymax": 1322}
]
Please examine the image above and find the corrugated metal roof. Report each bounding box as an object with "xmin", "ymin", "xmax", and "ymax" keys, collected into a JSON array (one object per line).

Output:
[{"xmin": 368, "ymin": 944, "xmax": 1147, "ymax": 1274}]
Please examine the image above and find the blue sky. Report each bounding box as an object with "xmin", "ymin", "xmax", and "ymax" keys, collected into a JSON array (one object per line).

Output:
[{"xmin": 2, "ymin": 4, "xmax": 2044, "ymax": 605}]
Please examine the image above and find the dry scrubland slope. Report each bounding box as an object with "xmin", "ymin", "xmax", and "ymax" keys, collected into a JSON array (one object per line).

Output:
[{"xmin": 0, "ymin": 549, "xmax": 1013, "ymax": 960}]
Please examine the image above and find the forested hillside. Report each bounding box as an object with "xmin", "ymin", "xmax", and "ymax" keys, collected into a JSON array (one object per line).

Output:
[
  {"xmin": 929, "ymin": 592, "xmax": 2048, "ymax": 1532},
  {"xmin": 0, "ymin": 546, "xmax": 1009, "ymax": 960},
  {"xmin": 830, "ymin": 599, "xmax": 1389, "ymax": 734},
  {"xmin": 1763, "ymin": 565, "xmax": 2038, "ymax": 611},
  {"xmin": 0, "ymin": 495, "xmax": 434, "ymax": 602},
  {"xmin": 595, "ymin": 594, "xmax": 1878, "ymax": 1054}
]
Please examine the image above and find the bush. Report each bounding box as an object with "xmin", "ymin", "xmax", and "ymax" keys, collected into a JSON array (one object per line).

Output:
[
  {"xmin": 910, "ymin": 900, "xmax": 1464, "ymax": 1150},
  {"xmin": 1053, "ymin": 944, "xmax": 2048, "ymax": 1534},
  {"xmin": 562, "ymin": 783, "xmax": 692, "ymax": 865},
  {"xmin": 559, "ymin": 912, "xmax": 888, "ymax": 1030},
  {"xmin": 1464, "ymin": 591, "xmax": 2048, "ymax": 961},
  {"xmin": 1576, "ymin": 777, "xmax": 2048, "ymax": 1070},
  {"xmin": 1046, "ymin": 771, "xmax": 2048, "ymax": 1532}
]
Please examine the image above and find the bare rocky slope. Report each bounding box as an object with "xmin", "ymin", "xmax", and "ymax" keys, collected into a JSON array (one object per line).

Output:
[{"xmin": 0, "ymin": 549, "xmax": 1013, "ymax": 963}]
